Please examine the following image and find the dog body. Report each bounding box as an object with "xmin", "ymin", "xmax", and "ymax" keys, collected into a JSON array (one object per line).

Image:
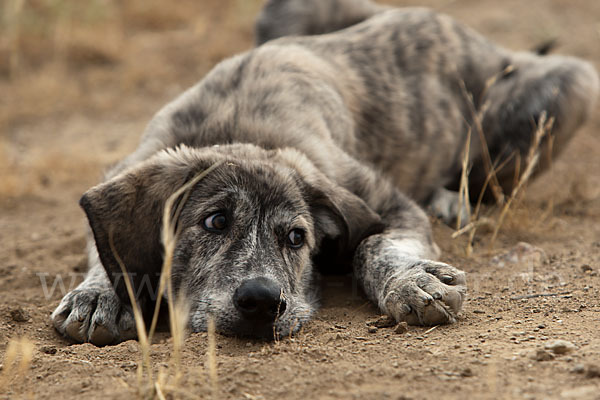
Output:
[{"xmin": 52, "ymin": 3, "xmax": 598, "ymax": 345}]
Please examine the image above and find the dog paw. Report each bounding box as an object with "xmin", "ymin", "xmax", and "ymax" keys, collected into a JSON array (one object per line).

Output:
[
  {"xmin": 51, "ymin": 287, "xmax": 136, "ymax": 346},
  {"xmin": 382, "ymin": 261, "xmax": 467, "ymax": 326},
  {"xmin": 428, "ymin": 187, "xmax": 470, "ymax": 228}
]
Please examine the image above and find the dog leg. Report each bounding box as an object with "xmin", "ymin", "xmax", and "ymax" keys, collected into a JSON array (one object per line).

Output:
[
  {"xmin": 255, "ymin": 0, "xmax": 387, "ymax": 45},
  {"xmin": 354, "ymin": 227, "xmax": 467, "ymax": 326},
  {"xmin": 428, "ymin": 187, "xmax": 470, "ymax": 228},
  {"xmin": 349, "ymin": 167, "xmax": 467, "ymax": 326},
  {"xmin": 469, "ymin": 54, "xmax": 598, "ymax": 199},
  {"xmin": 51, "ymin": 241, "xmax": 137, "ymax": 345}
]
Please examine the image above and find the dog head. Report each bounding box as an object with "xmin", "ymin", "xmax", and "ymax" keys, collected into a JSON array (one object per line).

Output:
[{"xmin": 80, "ymin": 144, "xmax": 382, "ymax": 338}]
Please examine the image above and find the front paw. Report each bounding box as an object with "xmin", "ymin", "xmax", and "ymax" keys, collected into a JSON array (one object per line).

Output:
[
  {"xmin": 382, "ymin": 261, "xmax": 466, "ymax": 326},
  {"xmin": 51, "ymin": 287, "xmax": 137, "ymax": 346}
]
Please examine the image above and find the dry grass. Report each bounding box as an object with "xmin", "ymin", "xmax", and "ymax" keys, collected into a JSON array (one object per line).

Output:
[
  {"xmin": 0, "ymin": 337, "xmax": 34, "ymax": 395},
  {"xmin": 0, "ymin": 144, "xmax": 103, "ymax": 200},
  {"xmin": 207, "ymin": 317, "xmax": 219, "ymax": 398},
  {"xmin": 0, "ymin": 0, "xmax": 261, "ymax": 133},
  {"xmin": 0, "ymin": 2, "xmax": 258, "ymax": 396},
  {"xmin": 108, "ymin": 229, "xmax": 154, "ymax": 397},
  {"xmin": 0, "ymin": 0, "xmax": 261, "ymax": 204},
  {"xmin": 453, "ymin": 123, "xmax": 555, "ymax": 255},
  {"xmin": 453, "ymin": 65, "xmax": 557, "ymax": 254},
  {"xmin": 455, "ymin": 127, "xmax": 472, "ymax": 231},
  {"xmin": 489, "ymin": 113, "xmax": 554, "ymax": 246},
  {"xmin": 108, "ymin": 161, "xmax": 224, "ymax": 399}
]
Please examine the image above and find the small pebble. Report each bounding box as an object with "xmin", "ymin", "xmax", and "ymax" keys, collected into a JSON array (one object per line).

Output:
[
  {"xmin": 368, "ymin": 326, "xmax": 378, "ymax": 334},
  {"xmin": 394, "ymin": 322, "xmax": 409, "ymax": 334},
  {"xmin": 366, "ymin": 315, "xmax": 396, "ymax": 328},
  {"xmin": 586, "ymin": 364, "xmax": 600, "ymax": 378},
  {"xmin": 572, "ymin": 364, "xmax": 585, "ymax": 374},
  {"xmin": 545, "ymin": 340, "xmax": 577, "ymax": 355},
  {"xmin": 9, "ymin": 307, "xmax": 30, "ymax": 323},
  {"xmin": 126, "ymin": 341, "xmax": 139, "ymax": 353},
  {"xmin": 532, "ymin": 349, "xmax": 555, "ymax": 362},
  {"xmin": 581, "ymin": 264, "xmax": 593, "ymax": 273},
  {"xmin": 40, "ymin": 346, "xmax": 57, "ymax": 355}
]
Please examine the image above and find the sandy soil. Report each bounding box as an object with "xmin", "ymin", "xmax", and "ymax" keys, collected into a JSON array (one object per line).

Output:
[{"xmin": 1, "ymin": 0, "xmax": 599, "ymax": 399}]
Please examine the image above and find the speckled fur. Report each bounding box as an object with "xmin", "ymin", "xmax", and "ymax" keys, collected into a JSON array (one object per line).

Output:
[{"xmin": 52, "ymin": 0, "xmax": 597, "ymax": 345}]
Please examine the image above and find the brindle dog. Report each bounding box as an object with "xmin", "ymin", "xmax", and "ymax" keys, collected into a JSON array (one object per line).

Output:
[{"xmin": 52, "ymin": 0, "xmax": 598, "ymax": 345}]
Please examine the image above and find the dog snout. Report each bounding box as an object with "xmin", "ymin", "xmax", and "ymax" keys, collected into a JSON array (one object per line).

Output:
[{"xmin": 233, "ymin": 277, "xmax": 286, "ymax": 321}]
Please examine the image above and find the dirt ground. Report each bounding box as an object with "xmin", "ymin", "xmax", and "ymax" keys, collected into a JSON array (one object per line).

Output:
[{"xmin": 1, "ymin": 0, "xmax": 599, "ymax": 399}]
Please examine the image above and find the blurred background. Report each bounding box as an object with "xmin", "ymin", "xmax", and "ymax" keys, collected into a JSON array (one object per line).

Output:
[
  {"xmin": 0, "ymin": 0, "xmax": 264, "ymax": 200},
  {"xmin": 0, "ymin": 0, "xmax": 598, "ymax": 202}
]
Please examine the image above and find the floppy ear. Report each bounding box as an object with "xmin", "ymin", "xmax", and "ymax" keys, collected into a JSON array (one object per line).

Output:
[
  {"xmin": 274, "ymin": 149, "xmax": 384, "ymax": 270},
  {"xmin": 79, "ymin": 148, "xmax": 215, "ymax": 308},
  {"xmin": 307, "ymin": 177, "xmax": 385, "ymax": 271}
]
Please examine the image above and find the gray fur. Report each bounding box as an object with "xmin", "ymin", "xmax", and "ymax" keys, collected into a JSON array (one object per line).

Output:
[
  {"xmin": 256, "ymin": 0, "xmax": 388, "ymax": 45},
  {"xmin": 52, "ymin": 1, "xmax": 598, "ymax": 345}
]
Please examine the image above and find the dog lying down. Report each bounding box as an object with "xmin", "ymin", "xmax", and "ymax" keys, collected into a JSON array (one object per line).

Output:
[{"xmin": 52, "ymin": 0, "xmax": 598, "ymax": 345}]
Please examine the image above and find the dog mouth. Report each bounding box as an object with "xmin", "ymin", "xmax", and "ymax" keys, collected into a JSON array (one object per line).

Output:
[
  {"xmin": 225, "ymin": 277, "xmax": 295, "ymax": 339},
  {"xmin": 186, "ymin": 276, "xmax": 315, "ymax": 339},
  {"xmin": 188, "ymin": 296, "xmax": 313, "ymax": 340},
  {"xmin": 225, "ymin": 318, "xmax": 281, "ymax": 340},
  {"xmin": 223, "ymin": 310, "xmax": 309, "ymax": 340}
]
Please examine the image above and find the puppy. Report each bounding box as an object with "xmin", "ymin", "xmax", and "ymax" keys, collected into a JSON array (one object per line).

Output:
[{"xmin": 52, "ymin": 1, "xmax": 598, "ymax": 345}]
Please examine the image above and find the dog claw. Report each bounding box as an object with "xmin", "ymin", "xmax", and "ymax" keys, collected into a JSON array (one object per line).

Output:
[{"xmin": 52, "ymin": 287, "xmax": 135, "ymax": 345}]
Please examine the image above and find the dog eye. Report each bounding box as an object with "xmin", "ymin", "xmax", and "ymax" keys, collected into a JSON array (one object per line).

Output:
[
  {"xmin": 203, "ymin": 212, "xmax": 228, "ymax": 232},
  {"xmin": 287, "ymin": 229, "xmax": 305, "ymax": 249}
]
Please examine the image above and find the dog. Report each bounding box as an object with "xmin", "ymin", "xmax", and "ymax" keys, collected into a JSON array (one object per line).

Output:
[{"xmin": 51, "ymin": 0, "xmax": 598, "ymax": 345}]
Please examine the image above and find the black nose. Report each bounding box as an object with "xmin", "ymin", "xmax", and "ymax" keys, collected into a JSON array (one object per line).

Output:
[{"xmin": 233, "ymin": 277, "xmax": 286, "ymax": 321}]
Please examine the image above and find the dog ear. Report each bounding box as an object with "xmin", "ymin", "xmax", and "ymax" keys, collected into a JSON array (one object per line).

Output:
[
  {"xmin": 307, "ymin": 178, "xmax": 384, "ymax": 269},
  {"xmin": 274, "ymin": 149, "xmax": 384, "ymax": 269},
  {"xmin": 79, "ymin": 148, "xmax": 215, "ymax": 309}
]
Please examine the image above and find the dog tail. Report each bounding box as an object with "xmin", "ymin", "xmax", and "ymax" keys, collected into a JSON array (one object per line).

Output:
[{"xmin": 532, "ymin": 38, "xmax": 558, "ymax": 55}]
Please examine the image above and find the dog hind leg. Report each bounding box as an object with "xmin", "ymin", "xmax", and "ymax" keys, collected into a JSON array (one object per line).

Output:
[
  {"xmin": 467, "ymin": 54, "xmax": 599, "ymax": 200},
  {"xmin": 255, "ymin": 0, "xmax": 387, "ymax": 45}
]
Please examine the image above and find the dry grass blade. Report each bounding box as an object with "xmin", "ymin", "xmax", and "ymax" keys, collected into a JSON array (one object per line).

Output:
[
  {"xmin": 541, "ymin": 132, "xmax": 556, "ymax": 219},
  {"xmin": 456, "ymin": 64, "xmax": 517, "ymax": 207},
  {"xmin": 490, "ymin": 112, "xmax": 555, "ymax": 246},
  {"xmin": 168, "ymin": 295, "xmax": 190, "ymax": 386},
  {"xmin": 154, "ymin": 382, "xmax": 167, "ymax": 400},
  {"xmin": 457, "ymin": 79, "xmax": 504, "ymax": 205},
  {"xmin": 108, "ymin": 230, "xmax": 153, "ymax": 396},
  {"xmin": 150, "ymin": 160, "xmax": 224, "ymax": 394},
  {"xmin": 107, "ymin": 160, "xmax": 223, "ymax": 398},
  {"xmin": 451, "ymin": 217, "xmax": 494, "ymax": 239},
  {"xmin": 0, "ymin": 338, "xmax": 33, "ymax": 392},
  {"xmin": 459, "ymin": 153, "xmax": 516, "ymax": 255},
  {"xmin": 207, "ymin": 316, "xmax": 219, "ymax": 398},
  {"xmin": 456, "ymin": 127, "xmax": 472, "ymax": 230},
  {"xmin": 423, "ymin": 325, "xmax": 439, "ymax": 335},
  {"xmin": 453, "ymin": 66, "xmax": 530, "ymax": 255},
  {"xmin": 4, "ymin": 0, "xmax": 25, "ymax": 78},
  {"xmin": 148, "ymin": 160, "xmax": 225, "ymax": 343},
  {"xmin": 272, "ymin": 289, "xmax": 287, "ymax": 342}
]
